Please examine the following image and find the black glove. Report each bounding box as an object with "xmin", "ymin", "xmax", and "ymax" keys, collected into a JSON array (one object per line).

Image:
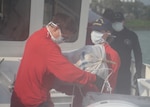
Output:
[
  {"xmin": 95, "ymin": 75, "xmax": 104, "ymax": 90},
  {"xmin": 133, "ymin": 72, "xmax": 141, "ymax": 96},
  {"xmin": 134, "ymin": 72, "xmax": 141, "ymax": 84}
]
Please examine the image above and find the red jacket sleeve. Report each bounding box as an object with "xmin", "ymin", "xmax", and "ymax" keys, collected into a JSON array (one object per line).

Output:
[{"xmin": 46, "ymin": 43, "xmax": 96, "ymax": 86}]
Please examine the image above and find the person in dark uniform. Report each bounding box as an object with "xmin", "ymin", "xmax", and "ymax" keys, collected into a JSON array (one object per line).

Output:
[
  {"xmin": 110, "ymin": 12, "xmax": 143, "ymax": 95},
  {"xmin": 102, "ymin": 8, "xmax": 114, "ymax": 22}
]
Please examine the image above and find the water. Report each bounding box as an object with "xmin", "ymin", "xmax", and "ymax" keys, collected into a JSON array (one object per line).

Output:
[{"xmin": 135, "ymin": 30, "xmax": 150, "ymax": 64}]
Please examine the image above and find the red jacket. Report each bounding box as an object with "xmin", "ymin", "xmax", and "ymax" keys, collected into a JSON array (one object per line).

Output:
[
  {"xmin": 104, "ymin": 43, "xmax": 120, "ymax": 92},
  {"xmin": 11, "ymin": 27, "xmax": 96, "ymax": 107}
]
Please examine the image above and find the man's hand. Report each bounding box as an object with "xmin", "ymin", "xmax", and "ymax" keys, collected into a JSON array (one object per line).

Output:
[{"xmin": 133, "ymin": 72, "xmax": 141, "ymax": 96}]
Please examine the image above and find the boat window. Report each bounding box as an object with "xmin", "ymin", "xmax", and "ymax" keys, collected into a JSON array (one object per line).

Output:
[
  {"xmin": 0, "ymin": 0, "xmax": 31, "ymax": 41},
  {"xmin": 43, "ymin": 0, "xmax": 81, "ymax": 42}
]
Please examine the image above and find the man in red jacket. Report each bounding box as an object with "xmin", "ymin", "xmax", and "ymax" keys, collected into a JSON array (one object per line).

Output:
[{"xmin": 10, "ymin": 13, "xmax": 104, "ymax": 107}]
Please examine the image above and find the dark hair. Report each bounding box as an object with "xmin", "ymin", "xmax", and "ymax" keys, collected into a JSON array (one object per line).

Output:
[
  {"xmin": 113, "ymin": 12, "xmax": 125, "ymax": 22},
  {"xmin": 102, "ymin": 8, "xmax": 114, "ymax": 22},
  {"xmin": 52, "ymin": 13, "xmax": 77, "ymax": 34}
]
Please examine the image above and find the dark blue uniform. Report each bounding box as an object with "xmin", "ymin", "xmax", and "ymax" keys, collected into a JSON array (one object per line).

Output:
[{"xmin": 110, "ymin": 27, "xmax": 142, "ymax": 95}]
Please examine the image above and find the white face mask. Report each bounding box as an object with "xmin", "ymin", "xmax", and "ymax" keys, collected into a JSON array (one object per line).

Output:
[
  {"xmin": 53, "ymin": 29, "xmax": 64, "ymax": 44},
  {"xmin": 112, "ymin": 22, "xmax": 124, "ymax": 32},
  {"xmin": 46, "ymin": 25, "xmax": 64, "ymax": 44},
  {"xmin": 52, "ymin": 35, "xmax": 64, "ymax": 44},
  {"xmin": 91, "ymin": 31, "xmax": 105, "ymax": 44}
]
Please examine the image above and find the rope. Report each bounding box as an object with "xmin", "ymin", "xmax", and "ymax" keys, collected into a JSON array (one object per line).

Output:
[{"xmin": 100, "ymin": 69, "xmax": 113, "ymax": 94}]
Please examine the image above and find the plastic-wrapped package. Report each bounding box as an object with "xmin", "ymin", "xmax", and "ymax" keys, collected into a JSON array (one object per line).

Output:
[{"xmin": 63, "ymin": 45, "xmax": 112, "ymax": 93}]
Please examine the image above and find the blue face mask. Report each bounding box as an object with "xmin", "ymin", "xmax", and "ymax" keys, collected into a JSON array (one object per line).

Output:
[
  {"xmin": 91, "ymin": 31, "xmax": 105, "ymax": 44},
  {"xmin": 112, "ymin": 22, "xmax": 124, "ymax": 32}
]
